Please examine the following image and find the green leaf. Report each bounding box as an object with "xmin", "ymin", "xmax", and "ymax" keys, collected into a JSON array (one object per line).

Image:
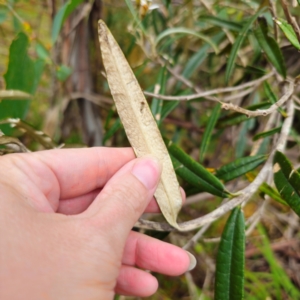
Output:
[
  {"xmin": 200, "ymin": 16, "xmax": 243, "ymax": 32},
  {"xmin": 124, "ymin": 0, "xmax": 146, "ymax": 35},
  {"xmin": 1, "ymin": 32, "xmax": 36, "ymax": 135},
  {"xmin": 259, "ymin": 182, "xmax": 287, "ymax": 206},
  {"xmin": 0, "ymin": 8, "xmax": 7, "ymax": 24},
  {"xmin": 274, "ymin": 17, "xmax": 300, "ymax": 50},
  {"xmin": 103, "ymin": 118, "xmax": 122, "ymax": 144},
  {"xmin": 216, "ymin": 155, "xmax": 267, "ymax": 182},
  {"xmin": 56, "ymin": 64, "xmax": 72, "ymax": 81},
  {"xmin": 160, "ymin": 100, "xmax": 179, "ymax": 121},
  {"xmin": 236, "ymin": 64, "xmax": 266, "ymax": 76},
  {"xmin": 254, "ymin": 17, "xmax": 286, "ymax": 78},
  {"xmin": 273, "ymin": 151, "xmax": 300, "ymax": 217},
  {"xmin": 225, "ymin": 10, "xmax": 263, "ymax": 84},
  {"xmin": 52, "ymin": 0, "xmax": 85, "ymax": 43},
  {"xmin": 36, "ymin": 42, "xmax": 51, "ymax": 64},
  {"xmin": 171, "ymin": 156, "xmax": 209, "ymax": 195},
  {"xmin": 151, "ymin": 66, "xmax": 167, "ymax": 125},
  {"xmin": 253, "ymin": 126, "xmax": 281, "ymax": 141},
  {"xmin": 214, "ymin": 207, "xmax": 245, "ymax": 300},
  {"xmin": 178, "ymin": 32, "xmax": 224, "ymax": 88},
  {"xmin": 165, "ymin": 138, "xmax": 232, "ymax": 198},
  {"xmin": 155, "ymin": 27, "xmax": 219, "ymax": 54},
  {"xmin": 199, "ymin": 103, "xmax": 221, "ymax": 163},
  {"xmin": 263, "ymin": 82, "xmax": 287, "ymax": 116},
  {"xmin": 255, "ymin": 225, "xmax": 300, "ymax": 299}
]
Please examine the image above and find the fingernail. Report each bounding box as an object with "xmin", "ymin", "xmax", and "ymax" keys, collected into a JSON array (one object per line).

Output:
[
  {"xmin": 186, "ymin": 251, "xmax": 197, "ymax": 271},
  {"xmin": 131, "ymin": 157, "xmax": 161, "ymax": 190}
]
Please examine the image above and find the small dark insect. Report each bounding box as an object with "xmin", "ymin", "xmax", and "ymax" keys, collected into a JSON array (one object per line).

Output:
[{"xmin": 140, "ymin": 101, "xmax": 145, "ymax": 113}]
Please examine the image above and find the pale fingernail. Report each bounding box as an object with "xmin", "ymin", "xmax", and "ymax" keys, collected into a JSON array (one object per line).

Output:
[
  {"xmin": 186, "ymin": 251, "xmax": 197, "ymax": 271},
  {"xmin": 131, "ymin": 157, "xmax": 161, "ymax": 190}
]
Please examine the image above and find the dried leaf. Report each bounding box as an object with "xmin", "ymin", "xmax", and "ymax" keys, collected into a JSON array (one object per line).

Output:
[
  {"xmin": 0, "ymin": 90, "xmax": 31, "ymax": 100},
  {"xmin": 0, "ymin": 135, "xmax": 29, "ymax": 153},
  {"xmin": 98, "ymin": 20, "xmax": 182, "ymax": 229}
]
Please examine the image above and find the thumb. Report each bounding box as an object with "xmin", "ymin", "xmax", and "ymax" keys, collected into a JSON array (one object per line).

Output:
[{"xmin": 86, "ymin": 156, "xmax": 162, "ymax": 241}]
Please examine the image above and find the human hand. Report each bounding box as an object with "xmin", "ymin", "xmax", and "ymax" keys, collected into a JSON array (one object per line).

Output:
[{"xmin": 0, "ymin": 148, "xmax": 196, "ymax": 299}]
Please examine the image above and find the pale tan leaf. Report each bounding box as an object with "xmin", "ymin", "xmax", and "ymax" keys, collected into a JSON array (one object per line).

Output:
[
  {"xmin": 98, "ymin": 20, "xmax": 182, "ymax": 229},
  {"xmin": 0, "ymin": 90, "xmax": 31, "ymax": 100}
]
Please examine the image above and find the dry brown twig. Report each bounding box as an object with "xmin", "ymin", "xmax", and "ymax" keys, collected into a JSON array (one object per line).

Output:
[
  {"xmin": 221, "ymin": 81, "xmax": 294, "ymax": 117},
  {"xmin": 144, "ymin": 72, "xmax": 274, "ymax": 101}
]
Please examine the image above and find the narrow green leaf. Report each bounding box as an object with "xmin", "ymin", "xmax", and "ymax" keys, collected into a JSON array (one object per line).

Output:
[
  {"xmin": 52, "ymin": 0, "xmax": 85, "ymax": 43},
  {"xmin": 171, "ymin": 156, "xmax": 216, "ymax": 196},
  {"xmin": 1, "ymin": 32, "xmax": 35, "ymax": 135},
  {"xmin": 274, "ymin": 17, "xmax": 300, "ymax": 50},
  {"xmin": 200, "ymin": 103, "xmax": 221, "ymax": 163},
  {"xmin": 253, "ymin": 126, "xmax": 281, "ymax": 141},
  {"xmin": 178, "ymin": 32, "xmax": 224, "ymax": 89},
  {"xmin": 273, "ymin": 151, "xmax": 300, "ymax": 216},
  {"xmin": 256, "ymin": 225, "xmax": 300, "ymax": 299},
  {"xmin": 263, "ymin": 82, "xmax": 287, "ymax": 116},
  {"xmin": 56, "ymin": 64, "xmax": 72, "ymax": 81},
  {"xmin": 165, "ymin": 138, "xmax": 232, "ymax": 198},
  {"xmin": 36, "ymin": 42, "xmax": 51, "ymax": 64},
  {"xmin": 216, "ymin": 155, "xmax": 267, "ymax": 182},
  {"xmin": 104, "ymin": 107, "xmax": 116, "ymax": 131},
  {"xmin": 0, "ymin": 8, "xmax": 7, "ymax": 24},
  {"xmin": 155, "ymin": 27, "xmax": 219, "ymax": 54},
  {"xmin": 225, "ymin": 10, "xmax": 263, "ymax": 84},
  {"xmin": 236, "ymin": 64, "xmax": 266, "ymax": 76},
  {"xmin": 124, "ymin": 0, "xmax": 146, "ymax": 35},
  {"xmin": 151, "ymin": 66, "xmax": 167, "ymax": 125},
  {"xmin": 200, "ymin": 16, "xmax": 243, "ymax": 32},
  {"xmin": 160, "ymin": 89, "xmax": 193, "ymax": 121},
  {"xmin": 32, "ymin": 59, "xmax": 45, "ymax": 93},
  {"xmin": 103, "ymin": 118, "xmax": 122, "ymax": 144},
  {"xmin": 215, "ymin": 207, "xmax": 245, "ymax": 300},
  {"xmin": 160, "ymin": 100, "xmax": 179, "ymax": 121},
  {"xmin": 254, "ymin": 17, "xmax": 286, "ymax": 78},
  {"xmin": 235, "ymin": 120, "xmax": 250, "ymax": 159},
  {"xmin": 259, "ymin": 182, "xmax": 287, "ymax": 206}
]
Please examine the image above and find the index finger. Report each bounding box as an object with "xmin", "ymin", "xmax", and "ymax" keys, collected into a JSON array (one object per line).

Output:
[{"xmin": 34, "ymin": 147, "xmax": 135, "ymax": 199}]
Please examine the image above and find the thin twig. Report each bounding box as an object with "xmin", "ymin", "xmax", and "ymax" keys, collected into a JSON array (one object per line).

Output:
[
  {"xmin": 64, "ymin": 2, "xmax": 93, "ymax": 38},
  {"xmin": 183, "ymin": 223, "xmax": 211, "ymax": 250},
  {"xmin": 220, "ymin": 86, "xmax": 257, "ymax": 102},
  {"xmin": 250, "ymin": 111, "xmax": 277, "ymax": 156},
  {"xmin": 135, "ymin": 100, "xmax": 294, "ymax": 232},
  {"xmin": 144, "ymin": 72, "xmax": 274, "ymax": 101},
  {"xmin": 165, "ymin": 65, "xmax": 219, "ymax": 102},
  {"xmin": 221, "ymin": 81, "xmax": 294, "ymax": 117},
  {"xmin": 269, "ymin": 0, "xmax": 279, "ymax": 41},
  {"xmin": 245, "ymin": 198, "xmax": 269, "ymax": 236}
]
